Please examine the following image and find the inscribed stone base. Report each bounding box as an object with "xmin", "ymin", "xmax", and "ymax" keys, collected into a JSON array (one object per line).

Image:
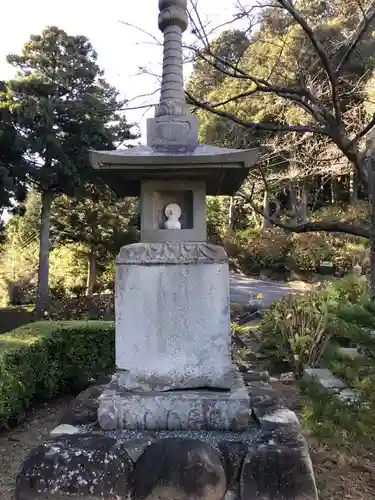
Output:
[
  {"xmin": 115, "ymin": 242, "xmax": 232, "ymax": 391},
  {"xmin": 98, "ymin": 368, "xmax": 250, "ymax": 432}
]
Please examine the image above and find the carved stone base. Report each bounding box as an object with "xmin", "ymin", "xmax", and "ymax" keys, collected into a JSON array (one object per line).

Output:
[{"xmin": 98, "ymin": 368, "xmax": 250, "ymax": 431}]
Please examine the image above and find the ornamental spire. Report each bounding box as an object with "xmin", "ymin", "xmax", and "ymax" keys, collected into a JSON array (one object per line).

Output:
[
  {"xmin": 147, "ymin": 0, "xmax": 198, "ymax": 152},
  {"xmin": 155, "ymin": 0, "xmax": 188, "ymax": 117}
]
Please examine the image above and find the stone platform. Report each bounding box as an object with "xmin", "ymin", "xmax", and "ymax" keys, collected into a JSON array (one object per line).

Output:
[
  {"xmin": 98, "ymin": 368, "xmax": 250, "ymax": 431},
  {"xmin": 16, "ymin": 380, "xmax": 318, "ymax": 500}
]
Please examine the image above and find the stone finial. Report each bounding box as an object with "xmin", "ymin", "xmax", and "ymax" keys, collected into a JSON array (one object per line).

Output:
[
  {"xmin": 158, "ymin": 0, "xmax": 188, "ymax": 32},
  {"xmin": 147, "ymin": 0, "xmax": 198, "ymax": 152},
  {"xmin": 156, "ymin": 0, "xmax": 188, "ymax": 117}
]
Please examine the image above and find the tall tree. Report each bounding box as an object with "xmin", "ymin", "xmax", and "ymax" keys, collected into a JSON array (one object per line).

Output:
[
  {"xmin": 0, "ymin": 81, "xmax": 28, "ymax": 235},
  {"xmin": 2, "ymin": 26, "xmax": 134, "ymax": 313},
  {"xmin": 187, "ymin": 0, "xmax": 375, "ymax": 293}
]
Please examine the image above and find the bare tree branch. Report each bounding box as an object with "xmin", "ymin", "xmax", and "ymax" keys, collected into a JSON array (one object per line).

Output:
[
  {"xmin": 188, "ymin": 41, "xmax": 334, "ymax": 125},
  {"xmin": 186, "ymin": 89, "xmax": 330, "ymax": 135},
  {"xmin": 351, "ymin": 112, "xmax": 375, "ymax": 144},
  {"xmin": 276, "ymin": 0, "xmax": 341, "ymax": 122},
  {"xmin": 239, "ymin": 188, "xmax": 369, "ymax": 238},
  {"xmin": 117, "ymin": 20, "xmax": 162, "ymax": 46}
]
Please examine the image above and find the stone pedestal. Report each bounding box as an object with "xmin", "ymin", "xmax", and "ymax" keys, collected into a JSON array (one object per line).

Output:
[
  {"xmin": 115, "ymin": 242, "xmax": 233, "ymax": 391},
  {"xmin": 96, "ymin": 241, "xmax": 251, "ymax": 431},
  {"xmin": 98, "ymin": 369, "xmax": 250, "ymax": 431}
]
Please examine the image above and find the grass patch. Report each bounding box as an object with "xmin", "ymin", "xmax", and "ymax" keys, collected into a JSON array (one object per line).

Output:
[{"xmin": 300, "ymin": 376, "xmax": 375, "ymax": 455}]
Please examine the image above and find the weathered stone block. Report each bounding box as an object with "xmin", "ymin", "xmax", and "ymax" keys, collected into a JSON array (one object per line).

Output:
[
  {"xmin": 134, "ymin": 438, "xmax": 226, "ymax": 500},
  {"xmin": 16, "ymin": 434, "xmax": 134, "ymax": 499},
  {"xmin": 115, "ymin": 242, "xmax": 232, "ymax": 391},
  {"xmin": 304, "ymin": 367, "xmax": 346, "ymax": 392},
  {"xmin": 239, "ymin": 429, "xmax": 318, "ymax": 500},
  {"xmin": 59, "ymin": 384, "xmax": 105, "ymax": 426},
  {"xmin": 218, "ymin": 441, "xmax": 248, "ymax": 500}
]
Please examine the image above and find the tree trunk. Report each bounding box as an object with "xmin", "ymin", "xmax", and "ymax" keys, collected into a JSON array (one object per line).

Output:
[
  {"xmin": 299, "ymin": 183, "xmax": 308, "ymax": 224},
  {"xmin": 350, "ymin": 170, "xmax": 358, "ymax": 202},
  {"xmin": 368, "ymin": 157, "xmax": 375, "ymax": 299},
  {"xmin": 35, "ymin": 190, "xmax": 53, "ymax": 315},
  {"xmin": 289, "ymin": 185, "xmax": 298, "ymax": 222},
  {"xmin": 86, "ymin": 250, "xmax": 97, "ymax": 297},
  {"xmin": 331, "ymin": 177, "xmax": 337, "ymax": 204},
  {"xmin": 228, "ymin": 196, "xmax": 234, "ymax": 232},
  {"xmin": 261, "ymin": 190, "xmax": 272, "ymax": 229}
]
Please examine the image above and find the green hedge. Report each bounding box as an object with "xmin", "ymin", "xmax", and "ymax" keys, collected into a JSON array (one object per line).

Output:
[{"xmin": 0, "ymin": 321, "xmax": 115, "ymax": 429}]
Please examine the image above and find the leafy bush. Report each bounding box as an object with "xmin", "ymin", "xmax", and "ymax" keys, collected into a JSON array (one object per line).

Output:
[
  {"xmin": 324, "ymin": 274, "xmax": 368, "ymax": 304},
  {"xmin": 227, "ymin": 228, "xmax": 292, "ymax": 274},
  {"xmin": 226, "ymin": 203, "xmax": 369, "ymax": 276},
  {"xmin": 0, "ymin": 321, "xmax": 115, "ymax": 428},
  {"xmin": 260, "ymin": 275, "xmax": 370, "ymax": 374},
  {"xmin": 49, "ymin": 244, "xmax": 88, "ymax": 295},
  {"xmin": 43, "ymin": 295, "xmax": 114, "ymax": 320},
  {"xmin": 206, "ymin": 197, "xmax": 229, "ymax": 244},
  {"xmin": 288, "ymin": 233, "xmax": 334, "ymax": 273},
  {"xmin": 261, "ymin": 290, "xmax": 331, "ymax": 377},
  {"xmin": 311, "ymin": 201, "xmax": 369, "ymax": 227}
]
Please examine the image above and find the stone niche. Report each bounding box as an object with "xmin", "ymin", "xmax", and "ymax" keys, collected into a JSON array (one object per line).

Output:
[{"xmin": 141, "ymin": 179, "xmax": 206, "ymax": 242}]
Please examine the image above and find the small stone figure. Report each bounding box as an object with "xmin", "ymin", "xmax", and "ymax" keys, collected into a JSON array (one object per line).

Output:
[{"xmin": 164, "ymin": 203, "xmax": 182, "ymax": 229}]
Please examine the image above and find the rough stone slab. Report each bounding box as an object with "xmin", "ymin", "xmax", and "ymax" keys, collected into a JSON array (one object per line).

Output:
[
  {"xmin": 337, "ymin": 388, "xmax": 360, "ymax": 404},
  {"xmin": 337, "ymin": 347, "xmax": 362, "ymax": 359},
  {"xmin": 98, "ymin": 370, "xmax": 250, "ymax": 432},
  {"xmin": 116, "ymin": 244, "xmax": 233, "ymax": 391},
  {"xmin": 249, "ymin": 384, "xmax": 301, "ymax": 432},
  {"xmin": 240, "ymin": 428, "xmax": 318, "ymax": 500},
  {"xmin": 218, "ymin": 441, "xmax": 248, "ymax": 500},
  {"xmin": 59, "ymin": 384, "xmax": 105, "ymax": 426},
  {"xmin": 243, "ymin": 370, "xmax": 269, "ymax": 383},
  {"xmin": 50, "ymin": 424, "xmax": 80, "ymax": 436},
  {"xmin": 16, "ymin": 434, "xmax": 133, "ymax": 499},
  {"xmin": 259, "ymin": 408, "xmax": 300, "ymax": 431},
  {"xmin": 304, "ymin": 367, "xmax": 346, "ymax": 391},
  {"xmin": 249, "ymin": 383, "xmax": 287, "ymax": 416}
]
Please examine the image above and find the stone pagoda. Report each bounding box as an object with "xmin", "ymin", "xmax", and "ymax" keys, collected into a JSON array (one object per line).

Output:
[
  {"xmin": 90, "ymin": 0, "xmax": 258, "ymax": 432},
  {"xmin": 15, "ymin": 2, "xmax": 318, "ymax": 499}
]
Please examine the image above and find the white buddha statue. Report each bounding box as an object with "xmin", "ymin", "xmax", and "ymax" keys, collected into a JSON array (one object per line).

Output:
[{"xmin": 164, "ymin": 203, "xmax": 182, "ymax": 229}]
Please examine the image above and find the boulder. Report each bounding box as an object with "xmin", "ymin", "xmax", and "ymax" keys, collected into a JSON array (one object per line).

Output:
[
  {"xmin": 134, "ymin": 438, "xmax": 226, "ymax": 500},
  {"xmin": 240, "ymin": 429, "xmax": 318, "ymax": 499},
  {"xmin": 16, "ymin": 434, "xmax": 134, "ymax": 499}
]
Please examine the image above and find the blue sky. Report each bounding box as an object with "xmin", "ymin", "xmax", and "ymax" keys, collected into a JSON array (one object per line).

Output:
[{"xmin": 0, "ymin": 0, "xmax": 239, "ymax": 140}]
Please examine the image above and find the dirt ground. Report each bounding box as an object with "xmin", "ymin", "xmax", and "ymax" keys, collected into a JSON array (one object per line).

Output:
[{"xmin": 0, "ymin": 385, "xmax": 374, "ymax": 500}]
